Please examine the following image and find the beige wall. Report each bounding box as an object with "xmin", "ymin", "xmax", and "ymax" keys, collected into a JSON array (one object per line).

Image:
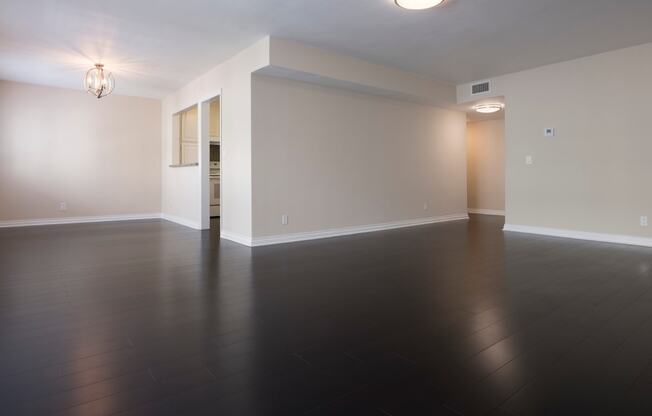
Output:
[
  {"xmin": 251, "ymin": 75, "xmax": 468, "ymax": 238},
  {"xmin": 459, "ymin": 42, "xmax": 652, "ymax": 238},
  {"xmin": 0, "ymin": 80, "xmax": 161, "ymax": 222},
  {"xmin": 467, "ymin": 118, "xmax": 505, "ymax": 213}
]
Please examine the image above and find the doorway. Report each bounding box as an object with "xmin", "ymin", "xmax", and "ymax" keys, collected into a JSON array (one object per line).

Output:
[
  {"xmin": 466, "ymin": 101, "xmax": 505, "ymax": 217},
  {"xmin": 200, "ymin": 94, "xmax": 221, "ymax": 231}
]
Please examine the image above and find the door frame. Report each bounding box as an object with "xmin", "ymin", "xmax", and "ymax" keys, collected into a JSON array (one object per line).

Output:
[{"xmin": 199, "ymin": 92, "xmax": 222, "ymax": 230}]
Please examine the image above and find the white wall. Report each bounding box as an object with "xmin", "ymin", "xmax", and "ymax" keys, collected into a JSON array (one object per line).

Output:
[
  {"xmin": 267, "ymin": 38, "xmax": 456, "ymax": 108},
  {"xmin": 467, "ymin": 118, "xmax": 505, "ymax": 213},
  {"xmin": 160, "ymin": 38, "xmax": 269, "ymax": 233},
  {"xmin": 161, "ymin": 37, "xmax": 463, "ymax": 242},
  {"xmin": 0, "ymin": 80, "xmax": 161, "ymax": 223},
  {"xmin": 251, "ymin": 75, "xmax": 468, "ymax": 239},
  {"xmin": 458, "ymin": 42, "xmax": 652, "ymax": 239}
]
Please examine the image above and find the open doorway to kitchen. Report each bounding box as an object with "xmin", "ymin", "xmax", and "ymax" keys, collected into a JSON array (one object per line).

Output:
[
  {"xmin": 466, "ymin": 99, "xmax": 506, "ymax": 218},
  {"xmin": 200, "ymin": 94, "xmax": 221, "ymax": 231}
]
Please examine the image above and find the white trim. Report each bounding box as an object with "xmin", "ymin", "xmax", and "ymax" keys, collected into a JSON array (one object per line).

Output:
[
  {"xmin": 468, "ymin": 208, "xmax": 505, "ymax": 216},
  {"xmin": 0, "ymin": 213, "xmax": 161, "ymax": 228},
  {"xmin": 250, "ymin": 214, "xmax": 469, "ymax": 247},
  {"xmin": 199, "ymin": 99, "xmax": 210, "ymax": 230},
  {"xmin": 220, "ymin": 231, "xmax": 253, "ymax": 246},
  {"xmin": 503, "ymin": 224, "xmax": 652, "ymax": 248},
  {"xmin": 160, "ymin": 213, "xmax": 202, "ymax": 230}
]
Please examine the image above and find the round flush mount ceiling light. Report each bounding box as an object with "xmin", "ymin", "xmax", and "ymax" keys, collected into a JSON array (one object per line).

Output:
[
  {"xmin": 473, "ymin": 103, "xmax": 505, "ymax": 114},
  {"xmin": 395, "ymin": 0, "xmax": 445, "ymax": 10},
  {"xmin": 84, "ymin": 64, "xmax": 115, "ymax": 99}
]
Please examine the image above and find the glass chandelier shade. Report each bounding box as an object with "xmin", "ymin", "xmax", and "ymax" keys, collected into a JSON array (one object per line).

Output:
[{"xmin": 84, "ymin": 64, "xmax": 115, "ymax": 99}]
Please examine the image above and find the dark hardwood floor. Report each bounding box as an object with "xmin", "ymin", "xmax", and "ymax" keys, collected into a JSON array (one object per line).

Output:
[{"xmin": 2, "ymin": 215, "xmax": 652, "ymax": 415}]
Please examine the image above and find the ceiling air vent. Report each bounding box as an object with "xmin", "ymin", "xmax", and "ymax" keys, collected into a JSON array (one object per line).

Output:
[{"xmin": 471, "ymin": 81, "xmax": 490, "ymax": 95}]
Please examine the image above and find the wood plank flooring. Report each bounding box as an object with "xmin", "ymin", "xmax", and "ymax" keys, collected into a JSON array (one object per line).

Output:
[{"xmin": 2, "ymin": 215, "xmax": 652, "ymax": 415}]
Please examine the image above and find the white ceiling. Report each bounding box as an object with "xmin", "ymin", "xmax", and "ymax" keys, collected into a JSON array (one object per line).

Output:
[{"xmin": 2, "ymin": 0, "xmax": 652, "ymax": 98}]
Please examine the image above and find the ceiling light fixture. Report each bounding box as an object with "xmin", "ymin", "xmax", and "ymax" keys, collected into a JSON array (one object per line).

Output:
[
  {"xmin": 473, "ymin": 103, "xmax": 504, "ymax": 114},
  {"xmin": 395, "ymin": 0, "xmax": 445, "ymax": 10},
  {"xmin": 84, "ymin": 64, "xmax": 115, "ymax": 99}
]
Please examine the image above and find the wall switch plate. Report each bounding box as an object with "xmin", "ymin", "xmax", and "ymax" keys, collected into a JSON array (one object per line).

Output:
[
  {"xmin": 641, "ymin": 216, "xmax": 648, "ymax": 227},
  {"xmin": 544, "ymin": 128, "xmax": 555, "ymax": 137},
  {"xmin": 423, "ymin": 202, "xmax": 429, "ymax": 211},
  {"xmin": 59, "ymin": 202, "xmax": 67, "ymax": 211},
  {"xmin": 281, "ymin": 214, "xmax": 288, "ymax": 225},
  {"xmin": 525, "ymin": 155, "xmax": 533, "ymax": 165}
]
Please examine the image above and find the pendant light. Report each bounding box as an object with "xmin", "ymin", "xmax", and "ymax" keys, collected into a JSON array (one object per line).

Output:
[{"xmin": 84, "ymin": 64, "xmax": 115, "ymax": 99}]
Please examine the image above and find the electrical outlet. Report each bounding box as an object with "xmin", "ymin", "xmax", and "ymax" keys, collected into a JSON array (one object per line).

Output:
[
  {"xmin": 641, "ymin": 216, "xmax": 648, "ymax": 227},
  {"xmin": 59, "ymin": 202, "xmax": 67, "ymax": 212},
  {"xmin": 525, "ymin": 155, "xmax": 533, "ymax": 165},
  {"xmin": 281, "ymin": 214, "xmax": 289, "ymax": 225},
  {"xmin": 423, "ymin": 202, "xmax": 429, "ymax": 211}
]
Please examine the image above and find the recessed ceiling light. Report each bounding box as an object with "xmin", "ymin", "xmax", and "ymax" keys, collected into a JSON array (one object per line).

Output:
[
  {"xmin": 473, "ymin": 103, "xmax": 504, "ymax": 114},
  {"xmin": 395, "ymin": 0, "xmax": 445, "ymax": 10}
]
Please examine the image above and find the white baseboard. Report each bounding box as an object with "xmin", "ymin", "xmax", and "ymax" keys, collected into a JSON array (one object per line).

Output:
[
  {"xmin": 160, "ymin": 213, "xmax": 202, "ymax": 230},
  {"xmin": 220, "ymin": 231, "xmax": 253, "ymax": 246},
  {"xmin": 503, "ymin": 224, "xmax": 652, "ymax": 248},
  {"xmin": 0, "ymin": 213, "xmax": 161, "ymax": 228},
  {"xmin": 249, "ymin": 213, "xmax": 469, "ymax": 247},
  {"xmin": 0, "ymin": 212, "xmax": 469, "ymax": 248},
  {"xmin": 468, "ymin": 208, "xmax": 505, "ymax": 216}
]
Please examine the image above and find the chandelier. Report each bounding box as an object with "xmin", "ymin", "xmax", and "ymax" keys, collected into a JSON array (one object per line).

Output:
[{"xmin": 84, "ymin": 64, "xmax": 115, "ymax": 99}]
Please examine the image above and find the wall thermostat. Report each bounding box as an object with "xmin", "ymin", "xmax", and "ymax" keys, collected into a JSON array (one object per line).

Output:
[{"xmin": 544, "ymin": 128, "xmax": 555, "ymax": 137}]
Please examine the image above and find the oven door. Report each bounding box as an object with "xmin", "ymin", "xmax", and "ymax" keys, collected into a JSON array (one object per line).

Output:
[{"xmin": 210, "ymin": 177, "xmax": 220, "ymax": 206}]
